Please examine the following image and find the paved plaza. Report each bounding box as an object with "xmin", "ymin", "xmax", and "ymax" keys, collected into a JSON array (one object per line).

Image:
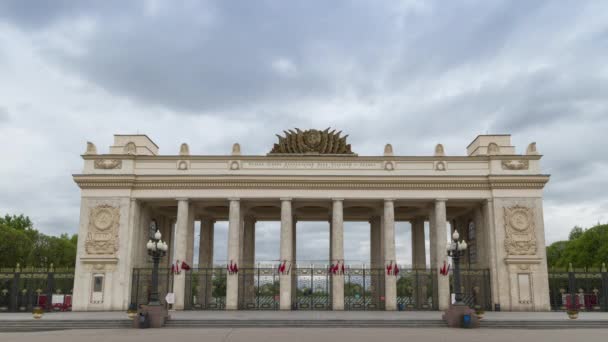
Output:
[
  {"xmin": 1, "ymin": 327, "xmax": 608, "ymax": 342},
  {"xmin": 2, "ymin": 310, "xmax": 608, "ymax": 321}
]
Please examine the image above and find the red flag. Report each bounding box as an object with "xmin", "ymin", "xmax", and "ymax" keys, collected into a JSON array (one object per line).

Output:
[
  {"xmin": 233, "ymin": 263, "xmax": 238, "ymax": 273},
  {"xmin": 440, "ymin": 260, "xmax": 447, "ymax": 276},
  {"xmin": 340, "ymin": 263, "xmax": 345, "ymax": 275},
  {"xmin": 387, "ymin": 263, "xmax": 393, "ymax": 275},
  {"xmin": 181, "ymin": 261, "xmax": 191, "ymax": 271},
  {"xmin": 394, "ymin": 264, "xmax": 400, "ymax": 276}
]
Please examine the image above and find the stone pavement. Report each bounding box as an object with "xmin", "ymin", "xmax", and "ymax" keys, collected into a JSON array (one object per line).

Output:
[
  {"xmin": 1, "ymin": 327, "xmax": 608, "ymax": 342},
  {"xmin": 2, "ymin": 310, "xmax": 608, "ymax": 321}
]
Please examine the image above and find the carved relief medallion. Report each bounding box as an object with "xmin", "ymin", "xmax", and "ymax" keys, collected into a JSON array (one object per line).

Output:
[
  {"xmin": 85, "ymin": 205, "xmax": 120, "ymax": 255},
  {"xmin": 94, "ymin": 159, "xmax": 122, "ymax": 169},
  {"xmin": 504, "ymin": 206, "xmax": 537, "ymax": 255},
  {"xmin": 502, "ymin": 160, "xmax": 529, "ymax": 170}
]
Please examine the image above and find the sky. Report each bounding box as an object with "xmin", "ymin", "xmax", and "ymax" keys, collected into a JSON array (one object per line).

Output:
[{"xmin": 0, "ymin": 0, "xmax": 607, "ymax": 265}]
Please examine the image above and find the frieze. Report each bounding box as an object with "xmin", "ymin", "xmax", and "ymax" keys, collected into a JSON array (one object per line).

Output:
[
  {"xmin": 94, "ymin": 159, "xmax": 122, "ymax": 170},
  {"xmin": 242, "ymin": 161, "xmax": 382, "ymax": 170},
  {"xmin": 504, "ymin": 206, "xmax": 537, "ymax": 256},
  {"xmin": 85, "ymin": 205, "xmax": 120, "ymax": 255},
  {"xmin": 501, "ymin": 160, "xmax": 529, "ymax": 170}
]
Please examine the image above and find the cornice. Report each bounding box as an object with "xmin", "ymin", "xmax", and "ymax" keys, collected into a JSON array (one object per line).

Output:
[
  {"xmin": 81, "ymin": 154, "xmax": 543, "ymax": 162},
  {"xmin": 73, "ymin": 174, "xmax": 550, "ymax": 190}
]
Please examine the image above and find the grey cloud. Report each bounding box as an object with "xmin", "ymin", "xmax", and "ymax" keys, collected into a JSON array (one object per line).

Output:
[
  {"xmin": 0, "ymin": 106, "xmax": 9, "ymax": 122},
  {"xmin": 0, "ymin": 0, "xmax": 607, "ymax": 259}
]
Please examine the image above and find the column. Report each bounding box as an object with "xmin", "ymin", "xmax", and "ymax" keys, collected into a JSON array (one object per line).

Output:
[
  {"xmin": 473, "ymin": 206, "xmax": 485, "ymax": 268},
  {"xmin": 242, "ymin": 216, "xmax": 256, "ymax": 307},
  {"xmin": 331, "ymin": 199, "xmax": 344, "ymax": 310},
  {"xmin": 383, "ymin": 199, "xmax": 397, "ymax": 311},
  {"xmin": 483, "ymin": 199, "xmax": 499, "ymax": 308},
  {"xmin": 173, "ymin": 199, "xmax": 189, "ymax": 310},
  {"xmin": 291, "ymin": 218, "xmax": 297, "ymax": 305},
  {"xmin": 185, "ymin": 210, "xmax": 196, "ymax": 268},
  {"xmin": 226, "ymin": 198, "xmax": 241, "ymax": 310},
  {"xmin": 411, "ymin": 218, "xmax": 426, "ymax": 269},
  {"xmin": 434, "ymin": 199, "xmax": 450, "ymax": 310},
  {"xmin": 369, "ymin": 216, "xmax": 381, "ymax": 306},
  {"xmin": 428, "ymin": 204, "xmax": 438, "ymax": 309},
  {"xmin": 198, "ymin": 218, "xmax": 214, "ymax": 305},
  {"xmin": 279, "ymin": 198, "xmax": 293, "ymax": 310},
  {"xmin": 411, "ymin": 217, "xmax": 427, "ymax": 308}
]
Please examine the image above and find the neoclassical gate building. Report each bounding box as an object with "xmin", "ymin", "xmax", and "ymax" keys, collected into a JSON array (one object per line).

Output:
[{"xmin": 72, "ymin": 129, "xmax": 550, "ymax": 312}]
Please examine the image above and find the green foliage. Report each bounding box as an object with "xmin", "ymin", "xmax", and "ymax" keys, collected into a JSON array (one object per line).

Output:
[
  {"xmin": 0, "ymin": 214, "xmax": 77, "ymax": 268},
  {"xmin": 212, "ymin": 275, "xmax": 226, "ymax": 298},
  {"xmin": 568, "ymin": 226, "xmax": 584, "ymax": 240},
  {"xmin": 547, "ymin": 224, "xmax": 608, "ymax": 268}
]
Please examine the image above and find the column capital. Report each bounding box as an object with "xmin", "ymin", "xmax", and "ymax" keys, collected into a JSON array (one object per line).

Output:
[
  {"xmin": 280, "ymin": 197, "xmax": 293, "ymax": 202},
  {"xmin": 384, "ymin": 198, "xmax": 395, "ymax": 202},
  {"xmin": 332, "ymin": 198, "xmax": 344, "ymax": 202},
  {"xmin": 435, "ymin": 198, "xmax": 448, "ymax": 203},
  {"xmin": 176, "ymin": 197, "xmax": 189, "ymax": 202},
  {"xmin": 485, "ymin": 198, "xmax": 493, "ymax": 203},
  {"xmin": 227, "ymin": 197, "xmax": 240, "ymax": 202}
]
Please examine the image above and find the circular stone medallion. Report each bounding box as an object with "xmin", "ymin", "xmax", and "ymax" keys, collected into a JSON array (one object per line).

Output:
[
  {"xmin": 94, "ymin": 208, "xmax": 114, "ymax": 230},
  {"xmin": 509, "ymin": 211, "xmax": 529, "ymax": 231}
]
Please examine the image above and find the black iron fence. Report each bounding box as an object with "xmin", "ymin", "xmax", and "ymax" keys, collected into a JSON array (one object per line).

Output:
[
  {"xmin": 397, "ymin": 268, "xmax": 435, "ymax": 310},
  {"xmin": 238, "ymin": 268, "xmax": 278, "ymax": 310},
  {"xmin": 0, "ymin": 265, "xmax": 74, "ymax": 312},
  {"xmin": 184, "ymin": 268, "xmax": 227, "ymax": 310},
  {"xmin": 548, "ymin": 266, "xmax": 608, "ymax": 311},
  {"xmin": 295, "ymin": 266, "xmax": 331, "ymax": 310},
  {"xmin": 451, "ymin": 268, "xmax": 492, "ymax": 310},
  {"xmin": 344, "ymin": 268, "xmax": 384, "ymax": 311},
  {"xmin": 130, "ymin": 268, "xmax": 173, "ymax": 307}
]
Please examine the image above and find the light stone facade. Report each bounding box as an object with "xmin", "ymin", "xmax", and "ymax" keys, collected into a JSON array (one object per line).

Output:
[{"xmin": 72, "ymin": 131, "xmax": 550, "ymax": 312}]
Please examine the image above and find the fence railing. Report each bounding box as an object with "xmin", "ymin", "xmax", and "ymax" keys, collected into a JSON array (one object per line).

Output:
[
  {"xmin": 0, "ymin": 265, "xmax": 74, "ymax": 312},
  {"xmin": 548, "ymin": 264, "xmax": 608, "ymax": 311}
]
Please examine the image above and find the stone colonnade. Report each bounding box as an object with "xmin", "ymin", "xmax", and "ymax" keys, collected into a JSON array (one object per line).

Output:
[{"xmin": 153, "ymin": 197, "xmax": 481, "ymax": 311}]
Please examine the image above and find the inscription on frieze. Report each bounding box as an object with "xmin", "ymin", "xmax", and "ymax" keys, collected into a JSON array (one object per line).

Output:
[{"xmin": 242, "ymin": 161, "xmax": 382, "ymax": 170}]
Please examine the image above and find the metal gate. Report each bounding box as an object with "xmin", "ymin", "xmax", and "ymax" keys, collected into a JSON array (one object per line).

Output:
[
  {"xmin": 549, "ymin": 267, "xmax": 608, "ymax": 311},
  {"xmin": 397, "ymin": 268, "xmax": 435, "ymax": 310},
  {"xmin": 239, "ymin": 268, "xmax": 279, "ymax": 310},
  {"xmin": 295, "ymin": 266, "xmax": 331, "ymax": 310},
  {"xmin": 130, "ymin": 267, "xmax": 173, "ymax": 307},
  {"xmin": 451, "ymin": 268, "xmax": 491, "ymax": 310},
  {"xmin": 185, "ymin": 268, "xmax": 226, "ymax": 310},
  {"xmin": 344, "ymin": 268, "xmax": 384, "ymax": 310},
  {"xmin": 0, "ymin": 266, "xmax": 74, "ymax": 312}
]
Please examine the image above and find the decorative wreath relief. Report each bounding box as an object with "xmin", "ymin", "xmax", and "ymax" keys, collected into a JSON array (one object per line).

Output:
[
  {"xmin": 504, "ymin": 206, "xmax": 537, "ymax": 255},
  {"xmin": 85, "ymin": 205, "xmax": 120, "ymax": 255}
]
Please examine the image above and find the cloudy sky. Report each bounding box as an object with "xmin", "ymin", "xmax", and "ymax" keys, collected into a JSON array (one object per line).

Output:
[{"xmin": 1, "ymin": 0, "xmax": 607, "ymax": 265}]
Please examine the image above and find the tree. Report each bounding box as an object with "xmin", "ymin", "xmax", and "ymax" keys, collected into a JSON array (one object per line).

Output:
[
  {"xmin": 568, "ymin": 226, "xmax": 584, "ymax": 240},
  {"xmin": 0, "ymin": 213, "xmax": 78, "ymax": 268},
  {"xmin": 546, "ymin": 224, "xmax": 608, "ymax": 268}
]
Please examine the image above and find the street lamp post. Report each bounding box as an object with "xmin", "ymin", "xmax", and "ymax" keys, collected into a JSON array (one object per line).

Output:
[
  {"xmin": 446, "ymin": 229, "xmax": 468, "ymax": 305},
  {"xmin": 146, "ymin": 229, "xmax": 168, "ymax": 306}
]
